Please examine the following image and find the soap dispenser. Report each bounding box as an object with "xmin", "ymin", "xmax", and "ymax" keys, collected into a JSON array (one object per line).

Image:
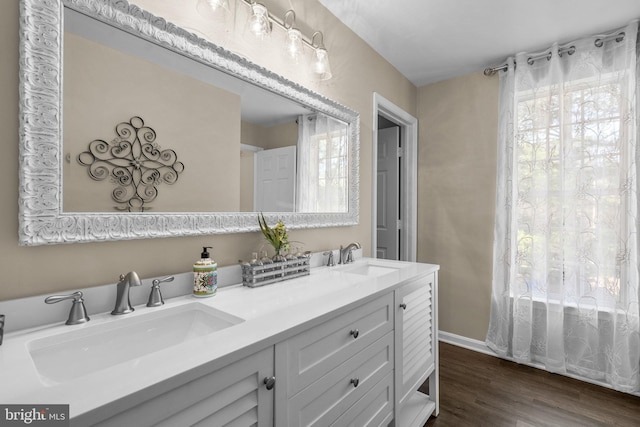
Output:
[{"xmin": 194, "ymin": 246, "xmax": 217, "ymax": 298}]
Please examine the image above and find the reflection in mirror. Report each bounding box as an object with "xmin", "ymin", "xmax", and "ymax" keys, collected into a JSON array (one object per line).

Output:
[
  {"xmin": 297, "ymin": 114, "xmax": 349, "ymax": 212},
  {"xmin": 63, "ymin": 17, "xmax": 244, "ymax": 213},
  {"xmin": 63, "ymin": 7, "xmax": 348, "ymax": 214},
  {"xmin": 75, "ymin": 115, "xmax": 186, "ymax": 212},
  {"xmin": 242, "ymin": 113, "xmax": 349, "ymax": 213},
  {"xmin": 18, "ymin": 0, "xmax": 359, "ymax": 245}
]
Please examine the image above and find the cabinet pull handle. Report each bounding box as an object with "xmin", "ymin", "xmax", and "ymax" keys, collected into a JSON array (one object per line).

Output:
[
  {"xmin": 350, "ymin": 378, "xmax": 359, "ymax": 388},
  {"xmin": 350, "ymin": 329, "xmax": 359, "ymax": 339},
  {"xmin": 399, "ymin": 303, "xmax": 407, "ymax": 310},
  {"xmin": 263, "ymin": 376, "xmax": 276, "ymax": 390}
]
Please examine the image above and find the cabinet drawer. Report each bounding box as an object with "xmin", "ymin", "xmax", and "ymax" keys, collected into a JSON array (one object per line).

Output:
[
  {"xmin": 286, "ymin": 332, "xmax": 394, "ymax": 427},
  {"xmin": 331, "ymin": 371, "xmax": 394, "ymax": 427},
  {"xmin": 280, "ymin": 293, "xmax": 393, "ymax": 397}
]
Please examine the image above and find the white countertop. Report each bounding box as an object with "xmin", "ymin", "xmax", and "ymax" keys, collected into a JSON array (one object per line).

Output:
[{"xmin": 0, "ymin": 258, "xmax": 438, "ymax": 424}]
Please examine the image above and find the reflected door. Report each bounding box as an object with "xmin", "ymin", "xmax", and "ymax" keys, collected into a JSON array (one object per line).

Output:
[
  {"xmin": 377, "ymin": 127, "xmax": 400, "ymax": 259},
  {"xmin": 255, "ymin": 146, "xmax": 297, "ymax": 212}
]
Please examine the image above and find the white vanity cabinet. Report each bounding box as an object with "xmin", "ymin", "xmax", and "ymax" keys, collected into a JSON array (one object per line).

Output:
[
  {"xmin": 5, "ymin": 261, "xmax": 439, "ymax": 426},
  {"xmin": 85, "ymin": 347, "xmax": 275, "ymax": 427},
  {"xmin": 274, "ymin": 294, "xmax": 396, "ymax": 427},
  {"xmin": 394, "ymin": 271, "xmax": 439, "ymax": 427}
]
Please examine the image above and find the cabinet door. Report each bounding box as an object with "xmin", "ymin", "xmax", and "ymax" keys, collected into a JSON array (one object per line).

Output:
[
  {"xmin": 395, "ymin": 272, "xmax": 438, "ymax": 419},
  {"xmin": 91, "ymin": 347, "xmax": 275, "ymax": 427}
]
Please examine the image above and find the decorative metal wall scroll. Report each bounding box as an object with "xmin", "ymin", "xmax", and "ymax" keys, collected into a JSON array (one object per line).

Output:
[{"xmin": 77, "ymin": 116, "xmax": 185, "ymax": 212}]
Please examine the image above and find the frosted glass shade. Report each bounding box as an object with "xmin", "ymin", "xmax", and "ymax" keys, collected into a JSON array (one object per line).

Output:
[
  {"xmin": 313, "ymin": 47, "xmax": 332, "ymax": 80},
  {"xmin": 285, "ymin": 28, "xmax": 304, "ymax": 63},
  {"xmin": 247, "ymin": 3, "xmax": 271, "ymax": 39}
]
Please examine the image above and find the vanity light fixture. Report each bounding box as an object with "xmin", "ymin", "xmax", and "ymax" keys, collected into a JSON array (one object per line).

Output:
[
  {"xmin": 198, "ymin": 0, "xmax": 333, "ymax": 80},
  {"xmin": 283, "ymin": 10, "xmax": 304, "ymax": 63},
  {"xmin": 246, "ymin": 2, "xmax": 272, "ymax": 39},
  {"xmin": 311, "ymin": 31, "xmax": 332, "ymax": 80}
]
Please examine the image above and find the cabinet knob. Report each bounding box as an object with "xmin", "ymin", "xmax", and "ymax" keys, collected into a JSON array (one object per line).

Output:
[
  {"xmin": 350, "ymin": 378, "xmax": 359, "ymax": 388},
  {"xmin": 350, "ymin": 329, "xmax": 359, "ymax": 339},
  {"xmin": 263, "ymin": 376, "xmax": 276, "ymax": 390},
  {"xmin": 399, "ymin": 303, "xmax": 407, "ymax": 310}
]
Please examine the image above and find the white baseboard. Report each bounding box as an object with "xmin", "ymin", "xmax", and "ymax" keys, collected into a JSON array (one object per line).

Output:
[{"xmin": 437, "ymin": 331, "xmax": 496, "ymax": 356}]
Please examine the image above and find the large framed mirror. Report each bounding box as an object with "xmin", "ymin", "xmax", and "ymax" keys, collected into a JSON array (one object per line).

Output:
[{"xmin": 19, "ymin": 0, "xmax": 359, "ymax": 245}]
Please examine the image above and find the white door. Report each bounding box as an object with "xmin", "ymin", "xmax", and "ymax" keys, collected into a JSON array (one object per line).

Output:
[
  {"xmin": 377, "ymin": 127, "xmax": 400, "ymax": 260},
  {"xmin": 254, "ymin": 146, "xmax": 297, "ymax": 212}
]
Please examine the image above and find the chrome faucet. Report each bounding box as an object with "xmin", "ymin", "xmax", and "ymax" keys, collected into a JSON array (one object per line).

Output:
[
  {"xmin": 339, "ymin": 242, "xmax": 361, "ymax": 264},
  {"xmin": 112, "ymin": 271, "xmax": 142, "ymax": 315}
]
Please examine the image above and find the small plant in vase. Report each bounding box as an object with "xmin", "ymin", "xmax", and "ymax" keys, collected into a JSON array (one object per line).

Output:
[{"xmin": 258, "ymin": 213, "xmax": 290, "ymax": 262}]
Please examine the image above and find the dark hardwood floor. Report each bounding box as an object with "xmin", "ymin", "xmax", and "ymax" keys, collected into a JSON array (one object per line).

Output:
[{"xmin": 421, "ymin": 342, "xmax": 640, "ymax": 427}]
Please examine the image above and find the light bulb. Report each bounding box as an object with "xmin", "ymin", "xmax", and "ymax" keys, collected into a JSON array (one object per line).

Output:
[
  {"xmin": 205, "ymin": 0, "xmax": 229, "ymax": 12},
  {"xmin": 195, "ymin": 0, "xmax": 231, "ymax": 41},
  {"xmin": 313, "ymin": 47, "xmax": 332, "ymax": 80},
  {"xmin": 247, "ymin": 3, "xmax": 271, "ymax": 39},
  {"xmin": 285, "ymin": 28, "xmax": 304, "ymax": 62}
]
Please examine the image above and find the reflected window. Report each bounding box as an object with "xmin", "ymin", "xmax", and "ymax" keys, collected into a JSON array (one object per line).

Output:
[{"xmin": 297, "ymin": 114, "xmax": 349, "ymax": 212}]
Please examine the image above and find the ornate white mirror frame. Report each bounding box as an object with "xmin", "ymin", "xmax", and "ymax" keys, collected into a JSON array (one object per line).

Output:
[{"xmin": 18, "ymin": 0, "xmax": 360, "ymax": 246}]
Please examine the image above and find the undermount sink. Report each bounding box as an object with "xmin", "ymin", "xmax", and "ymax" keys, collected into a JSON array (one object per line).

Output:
[
  {"xmin": 338, "ymin": 260, "xmax": 402, "ymax": 277},
  {"xmin": 28, "ymin": 303, "xmax": 243, "ymax": 384}
]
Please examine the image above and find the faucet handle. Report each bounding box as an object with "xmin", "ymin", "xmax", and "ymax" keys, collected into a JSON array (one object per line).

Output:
[
  {"xmin": 45, "ymin": 291, "xmax": 90, "ymax": 325},
  {"xmin": 323, "ymin": 251, "xmax": 335, "ymax": 267},
  {"xmin": 147, "ymin": 276, "xmax": 174, "ymax": 307}
]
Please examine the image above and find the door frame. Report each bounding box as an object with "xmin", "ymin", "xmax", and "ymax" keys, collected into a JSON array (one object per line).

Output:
[{"xmin": 372, "ymin": 93, "xmax": 418, "ymax": 262}]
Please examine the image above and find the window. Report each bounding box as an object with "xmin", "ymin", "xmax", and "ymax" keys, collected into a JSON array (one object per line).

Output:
[
  {"xmin": 487, "ymin": 23, "xmax": 639, "ymax": 391},
  {"xmin": 514, "ymin": 75, "xmax": 630, "ymax": 307},
  {"xmin": 297, "ymin": 114, "xmax": 349, "ymax": 212},
  {"xmin": 310, "ymin": 128, "xmax": 348, "ymax": 211}
]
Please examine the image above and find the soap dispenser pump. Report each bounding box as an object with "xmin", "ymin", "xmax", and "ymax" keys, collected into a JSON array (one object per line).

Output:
[{"xmin": 194, "ymin": 246, "xmax": 217, "ymax": 298}]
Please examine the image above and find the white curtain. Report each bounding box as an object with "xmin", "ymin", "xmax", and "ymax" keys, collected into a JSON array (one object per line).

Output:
[
  {"xmin": 487, "ymin": 21, "xmax": 640, "ymax": 393},
  {"xmin": 297, "ymin": 113, "xmax": 349, "ymax": 212}
]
